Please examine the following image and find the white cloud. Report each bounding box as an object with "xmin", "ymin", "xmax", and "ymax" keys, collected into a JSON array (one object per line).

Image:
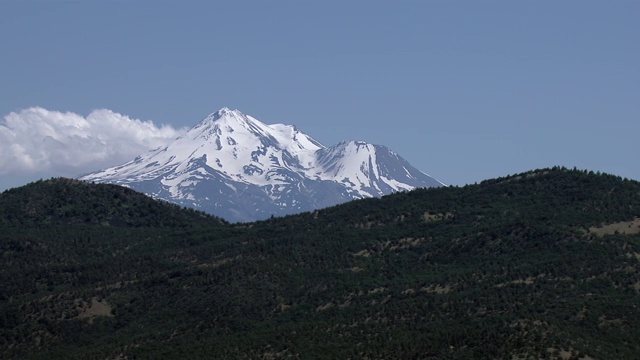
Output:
[{"xmin": 0, "ymin": 107, "xmax": 185, "ymax": 176}]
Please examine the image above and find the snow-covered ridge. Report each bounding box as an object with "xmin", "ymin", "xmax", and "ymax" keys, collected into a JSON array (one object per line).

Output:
[{"xmin": 81, "ymin": 107, "xmax": 444, "ymax": 222}]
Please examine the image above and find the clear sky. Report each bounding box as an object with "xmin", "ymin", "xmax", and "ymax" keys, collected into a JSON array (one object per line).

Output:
[{"xmin": 1, "ymin": 0, "xmax": 638, "ymax": 190}]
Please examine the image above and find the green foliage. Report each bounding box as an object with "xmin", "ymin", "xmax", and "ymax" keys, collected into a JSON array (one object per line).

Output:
[{"xmin": 1, "ymin": 168, "xmax": 640, "ymax": 359}]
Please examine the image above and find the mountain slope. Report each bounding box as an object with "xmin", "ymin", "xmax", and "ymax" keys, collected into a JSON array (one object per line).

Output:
[
  {"xmin": 2, "ymin": 168, "xmax": 640, "ymax": 359},
  {"xmin": 80, "ymin": 108, "xmax": 444, "ymax": 222}
]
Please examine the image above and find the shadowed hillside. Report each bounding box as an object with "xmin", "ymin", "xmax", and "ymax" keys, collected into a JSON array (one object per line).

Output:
[
  {"xmin": 0, "ymin": 178, "xmax": 226, "ymax": 227},
  {"xmin": 1, "ymin": 168, "xmax": 639, "ymax": 359}
]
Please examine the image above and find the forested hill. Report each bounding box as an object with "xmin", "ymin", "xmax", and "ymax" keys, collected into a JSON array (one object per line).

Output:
[
  {"xmin": 2, "ymin": 168, "xmax": 640, "ymax": 359},
  {"xmin": 0, "ymin": 178, "xmax": 225, "ymax": 227},
  {"xmin": 288, "ymin": 166, "xmax": 640, "ymax": 232}
]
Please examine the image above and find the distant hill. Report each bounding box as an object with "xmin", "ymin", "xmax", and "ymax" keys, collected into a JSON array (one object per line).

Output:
[
  {"xmin": 0, "ymin": 177, "xmax": 225, "ymax": 227},
  {"xmin": 1, "ymin": 167, "xmax": 639, "ymax": 359}
]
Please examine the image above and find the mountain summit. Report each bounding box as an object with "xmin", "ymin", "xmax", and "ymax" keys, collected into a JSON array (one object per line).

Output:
[{"xmin": 81, "ymin": 108, "xmax": 444, "ymax": 222}]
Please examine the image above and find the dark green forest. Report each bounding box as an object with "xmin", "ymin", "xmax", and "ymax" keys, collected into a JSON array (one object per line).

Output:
[{"xmin": 1, "ymin": 168, "xmax": 639, "ymax": 359}]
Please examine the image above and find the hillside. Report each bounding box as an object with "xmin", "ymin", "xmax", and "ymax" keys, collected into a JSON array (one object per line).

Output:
[
  {"xmin": 1, "ymin": 168, "xmax": 639, "ymax": 359},
  {"xmin": 0, "ymin": 178, "xmax": 226, "ymax": 227}
]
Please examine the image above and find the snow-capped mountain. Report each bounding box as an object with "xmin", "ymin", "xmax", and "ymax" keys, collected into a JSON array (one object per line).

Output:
[{"xmin": 80, "ymin": 107, "xmax": 444, "ymax": 222}]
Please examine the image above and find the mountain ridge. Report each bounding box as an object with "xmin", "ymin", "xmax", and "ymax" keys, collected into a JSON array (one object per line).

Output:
[{"xmin": 81, "ymin": 108, "xmax": 444, "ymax": 222}]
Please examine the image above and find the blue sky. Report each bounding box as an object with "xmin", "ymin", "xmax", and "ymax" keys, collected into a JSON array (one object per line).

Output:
[{"xmin": 1, "ymin": 0, "xmax": 638, "ymax": 190}]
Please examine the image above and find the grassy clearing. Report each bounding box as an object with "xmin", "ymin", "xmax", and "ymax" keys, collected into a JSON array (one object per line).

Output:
[{"xmin": 589, "ymin": 218, "xmax": 640, "ymax": 236}]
